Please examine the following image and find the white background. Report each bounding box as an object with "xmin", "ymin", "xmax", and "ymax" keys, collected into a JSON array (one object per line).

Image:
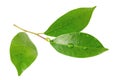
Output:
[{"xmin": 0, "ymin": 0, "xmax": 120, "ymax": 80}]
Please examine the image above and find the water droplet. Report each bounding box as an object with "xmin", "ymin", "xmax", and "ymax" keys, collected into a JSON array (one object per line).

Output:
[
  {"xmin": 77, "ymin": 41, "xmax": 80, "ymax": 44},
  {"xmin": 86, "ymin": 34, "xmax": 89, "ymax": 37},
  {"xmin": 67, "ymin": 43, "xmax": 74, "ymax": 48},
  {"xmin": 83, "ymin": 47, "xmax": 88, "ymax": 50}
]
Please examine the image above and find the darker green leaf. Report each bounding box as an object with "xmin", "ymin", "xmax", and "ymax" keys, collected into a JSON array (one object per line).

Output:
[
  {"xmin": 44, "ymin": 6, "xmax": 96, "ymax": 37},
  {"xmin": 50, "ymin": 32, "xmax": 108, "ymax": 58},
  {"xmin": 10, "ymin": 32, "xmax": 38, "ymax": 76}
]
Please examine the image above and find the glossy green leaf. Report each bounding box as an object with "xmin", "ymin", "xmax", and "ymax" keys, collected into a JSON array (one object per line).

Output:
[
  {"xmin": 44, "ymin": 6, "xmax": 96, "ymax": 37},
  {"xmin": 10, "ymin": 32, "xmax": 38, "ymax": 76},
  {"xmin": 50, "ymin": 32, "xmax": 108, "ymax": 58}
]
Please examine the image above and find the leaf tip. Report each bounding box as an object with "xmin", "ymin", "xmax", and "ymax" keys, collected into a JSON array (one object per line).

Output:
[
  {"xmin": 18, "ymin": 72, "xmax": 22, "ymax": 76},
  {"xmin": 16, "ymin": 69, "xmax": 22, "ymax": 76},
  {"xmin": 105, "ymin": 48, "xmax": 109, "ymax": 51},
  {"xmin": 101, "ymin": 47, "xmax": 108, "ymax": 54},
  {"xmin": 93, "ymin": 6, "xmax": 96, "ymax": 9}
]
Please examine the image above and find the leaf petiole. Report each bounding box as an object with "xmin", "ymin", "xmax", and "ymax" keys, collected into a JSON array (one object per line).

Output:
[{"xmin": 13, "ymin": 24, "xmax": 50, "ymax": 42}]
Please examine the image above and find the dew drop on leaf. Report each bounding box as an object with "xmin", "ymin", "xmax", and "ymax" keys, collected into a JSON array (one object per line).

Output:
[
  {"xmin": 83, "ymin": 47, "xmax": 88, "ymax": 50},
  {"xmin": 67, "ymin": 43, "xmax": 74, "ymax": 48},
  {"xmin": 86, "ymin": 34, "xmax": 89, "ymax": 37}
]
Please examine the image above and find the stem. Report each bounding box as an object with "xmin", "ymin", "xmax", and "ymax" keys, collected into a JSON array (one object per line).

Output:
[{"xmin": 13, "ymin": 24, "xmax": 49, "ymax": 41}]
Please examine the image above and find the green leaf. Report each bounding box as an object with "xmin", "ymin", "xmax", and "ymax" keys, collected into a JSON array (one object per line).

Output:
[
  {"xmin": 50, "ymin": 32, "xmax": 108, "ymax": 58},
  {"xmin": 10, "ymin": 32, "xmax": 38, "ymax": 76},
  {"xmin": 44, "ymin": 6, "xmax": 96, "ymax": 37}
]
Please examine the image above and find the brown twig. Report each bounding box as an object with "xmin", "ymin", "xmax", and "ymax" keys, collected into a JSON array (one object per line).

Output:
[{"xmin": 13, "ymin": 24, "xmax": 49, "ymax": 41}]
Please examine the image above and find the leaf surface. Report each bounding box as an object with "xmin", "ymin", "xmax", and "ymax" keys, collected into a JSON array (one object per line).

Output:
[
  {"xmin": 50, "ymin": 32, "xmax": 107, "ymax": 58},
  {"xmin": 10, "ymin": 32, "xmax": 37, "ymax": 76},
  {"xmin": 44, "ymin": 6, "xmax": 96, "ymax": 37}
]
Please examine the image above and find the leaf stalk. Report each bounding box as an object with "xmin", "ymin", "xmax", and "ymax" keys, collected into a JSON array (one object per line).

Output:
[{"xmin": 13, "ymin": 24, "xmax": 49, "ymax": 42}]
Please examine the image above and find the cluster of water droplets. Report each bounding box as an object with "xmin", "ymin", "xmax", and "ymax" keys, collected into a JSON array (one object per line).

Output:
[
  {"xmin": 67, "ymin": 43, "xmax": 74, "ymax": 48},
  {"xmin": 67, "ymin": 43, "xmax": 88, "ymax": 50}
]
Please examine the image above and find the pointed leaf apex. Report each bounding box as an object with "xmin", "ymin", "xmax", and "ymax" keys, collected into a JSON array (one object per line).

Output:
[{"xmin": 93, "ymin": 6, "xmax": 96, "ymax": 9}]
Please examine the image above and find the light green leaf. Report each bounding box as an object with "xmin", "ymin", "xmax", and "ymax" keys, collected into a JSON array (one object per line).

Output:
[
  {"xmin": 44, "ymin": 6, "xmax": 96, "ymax": 37},
  {"xmin": 50, "ymin": 32, "xmax": 108, "ymax": 58},
  {"xmin": 10, "ymin": 32, "xmax": 38, "ymax": 76}
]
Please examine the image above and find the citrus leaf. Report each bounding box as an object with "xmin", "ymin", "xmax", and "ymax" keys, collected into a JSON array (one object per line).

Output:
[
  {"xmin": 44, "ymin": 6, "xmax": 96, "ymax": 37},
  {"xmin": 50, "ymin": 32, "xmax": 108, "ymax": 58},
  {"xmin": 10, "ymin": 32, "xmax": 38, "ymax": 76}
]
